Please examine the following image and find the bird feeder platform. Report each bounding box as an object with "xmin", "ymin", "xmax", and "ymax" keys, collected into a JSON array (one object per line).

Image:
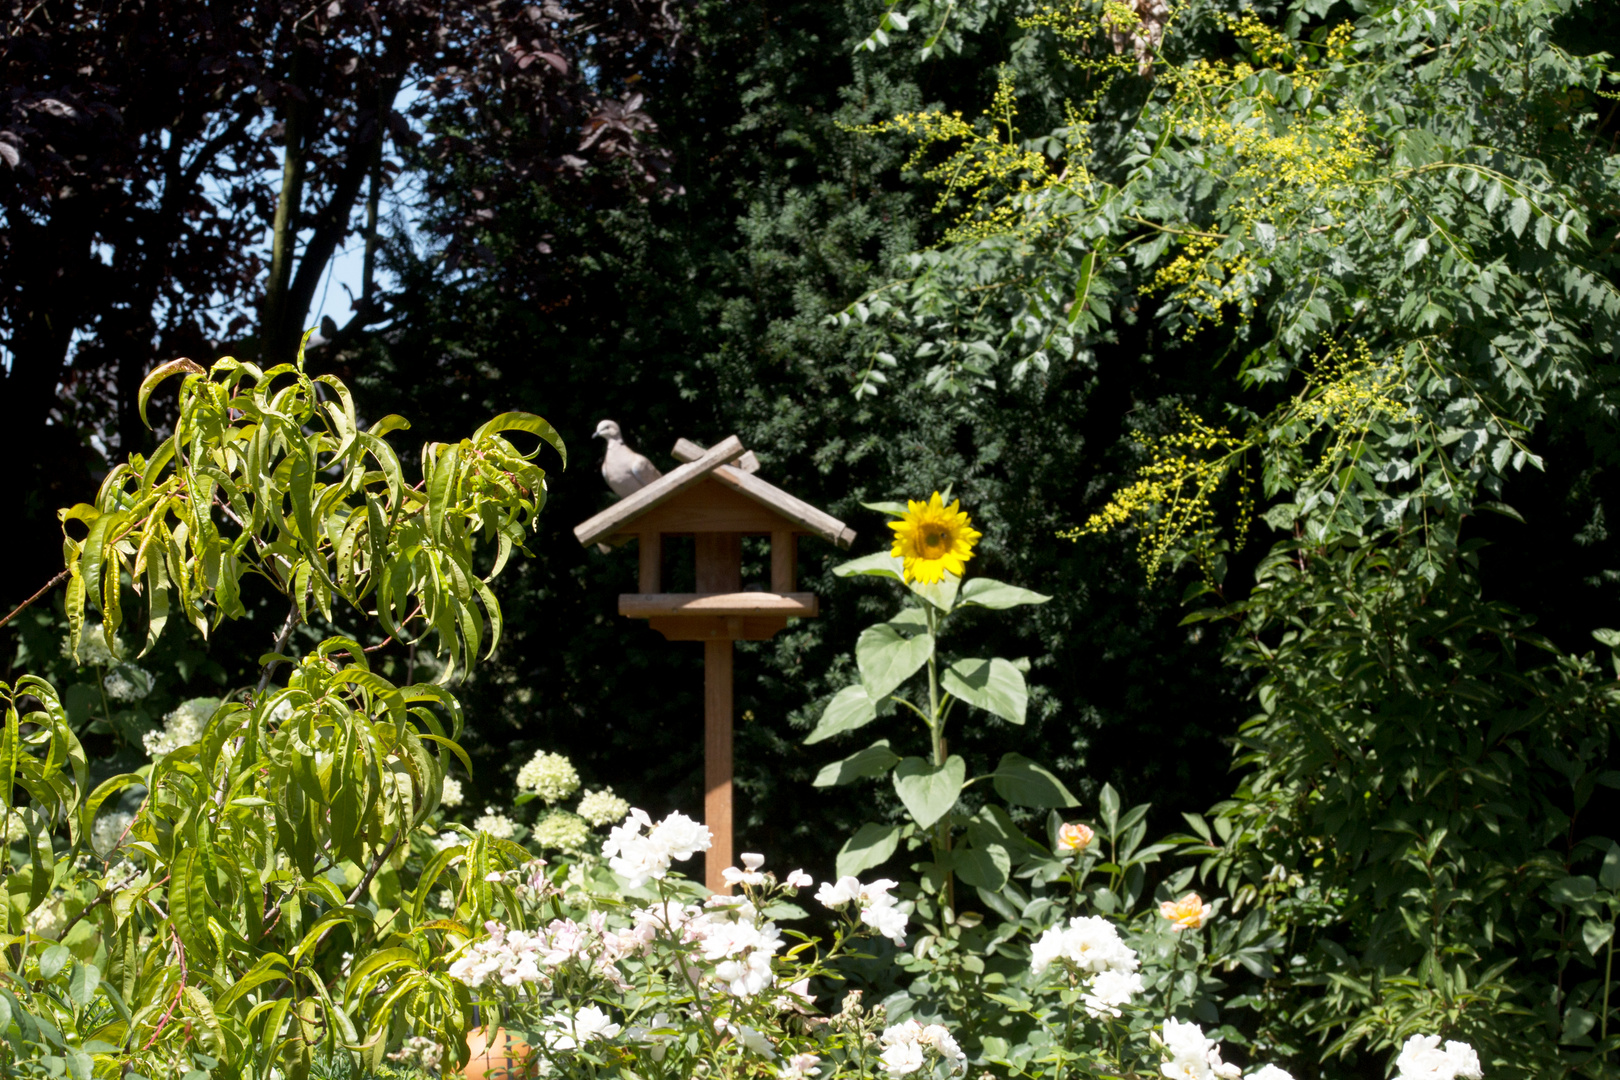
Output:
[{"xmin": 574, "ymin": 435, "xmax": 853, "ymax": 892}]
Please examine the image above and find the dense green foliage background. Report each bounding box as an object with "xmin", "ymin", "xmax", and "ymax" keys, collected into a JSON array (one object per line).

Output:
[{"xmin": 6, "ymin": 0, "xmax": 1620, "ymax": 1074}]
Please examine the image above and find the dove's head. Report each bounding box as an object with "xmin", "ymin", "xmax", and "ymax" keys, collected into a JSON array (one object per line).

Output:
[{"xmin": 592, "ymin": 419, "xmax": 623, "ymax": 443}]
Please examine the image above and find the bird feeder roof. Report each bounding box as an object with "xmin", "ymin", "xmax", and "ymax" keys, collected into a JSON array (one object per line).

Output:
[{"xmin": 573, "ymin": 435, "xmax": 856, "ymax": 549}]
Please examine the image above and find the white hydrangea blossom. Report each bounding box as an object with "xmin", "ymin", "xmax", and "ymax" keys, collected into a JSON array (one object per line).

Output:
[
  {"xmin": 473, "ymin": 807, "xmax": 518, "ymax": 840},
  {"xmin": 2, "ymin": 811, "xmax": 29, "ymax": 844},
  {"xmin": 143, "ymin": 697, "xmax": 221, "ymax": 758},
  {"xmin": 602, "ymin": 808, "xmax": 712, "ymax": 888},
  {"xmin": 517, "ymin": 750, "xmax": 580, "ymax": 804},
  {"xmin": 440, "ymin": 776, "xmax": 464, "ymax": 808},
  {"xmin": 1393, "ymin": 1035, "xmax": 1483, "ymax": 1080},
  {"xmin": 25, "ymin": 898, "xmax": 65, "ymax": 940},
  {"xmin": 103, "ymin": 666, "xmax": 152, "ymax": 702},
  {"xmin": 91, "ymin": 810, "xmax": 135, "ymax": 856},
  {"xmin": 877, "ymin": 1020, "xmax": 966, "ymax": 1078},
  {"xmin": 814, "ymin": 875, "xmax": 911, "ymax": 944},
  {"xmin": 61, "ymin": 625, "xmax": 116, "ymax": 666},
  {"xmin": 576, "ymin": 786, "xmax": 631, "ymax": 827},
  {"xmin": 532, "ymin": 811, "xmax": 592, "ymax": 852},
  {"xmin": 430, "ymin": 830, "xmax": 464, "ymax": 852}
]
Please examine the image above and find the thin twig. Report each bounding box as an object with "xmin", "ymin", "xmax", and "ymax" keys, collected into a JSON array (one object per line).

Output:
[
  {"xmin": 0, "ymin": 570, "xmax": 69, "ymax": 630},
  {"xmin": 346, "ymin": 826, "xmax": 406, "ymax": 905},
  {"xmin": 256, "ymin": 602, "xmax": 302, "ymax": 694}
]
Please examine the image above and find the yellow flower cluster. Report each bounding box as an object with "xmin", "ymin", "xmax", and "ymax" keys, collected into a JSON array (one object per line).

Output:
[
  {"xmin": 855, "ymin": 76, "xmax": 1088, "ymax": 246},
  {"xmin": 1068, "ymin": 339, "xmax": 1410, "ymax": 577},
  {"xmin": 1287, "ymin": 339, "xmax": 1410, "ymax": 485},
  {"xmin": 1063, "ymin": 410, "xmax": 1254, "ymax": 578}
]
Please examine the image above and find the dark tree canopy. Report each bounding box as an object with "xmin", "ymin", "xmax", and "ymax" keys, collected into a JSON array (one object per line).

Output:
[{"xmin": 0, "ymin": 0, "xmax": 683, "ymax": 601}]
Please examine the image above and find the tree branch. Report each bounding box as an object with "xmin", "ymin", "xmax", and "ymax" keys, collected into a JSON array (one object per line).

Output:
[
  {"xmin": 0, "ymin": 570, "xmax": 69, "ymax": 630},
  {"xmin": 256, "ymin": 602, "xmax": 302, "ymax": 694}
]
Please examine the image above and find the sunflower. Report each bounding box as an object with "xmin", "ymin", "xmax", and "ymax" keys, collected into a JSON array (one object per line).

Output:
[{"xmin": 888, "ymin": 492, "xmax": 983, "ymax": 584}]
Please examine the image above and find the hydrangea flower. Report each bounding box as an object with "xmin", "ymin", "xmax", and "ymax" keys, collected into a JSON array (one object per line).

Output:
[
  {"xmin": 576, "ymin": 787, "xmax": 631, "ymax": 826},
  {"xmin": 473, "ymin": 807, "xmax": 518, "ymax": 840},
  {"xmin": 532, "ymin": 810, "xmax": 592, "ymax": 852},
  {"xmin": 440, "ymin": 776, "xmax": 464, "ymax": 808},
  {"xmin": 103, "ymin": 665, "xmax": 152, "ymax": 702},
  {"xmin": 517, "ymin": 750, "xmax": 580, "ymax": 804},
  {"xmin": 576, "ymin": 786, "xmax": 631, "ymax": 829},
  {"xmin": 61, "ymin": 625, "xmax": 116, "ymax": 667},
  {"xmin": 91, "ymin": 810, "xmax": 135, "ymax": 856},
  {"xmin": 143, "ymin": 697, "xmax": 221, "ymax": 758}
]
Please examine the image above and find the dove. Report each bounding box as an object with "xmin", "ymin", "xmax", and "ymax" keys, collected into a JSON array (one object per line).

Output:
[{"xmin": 593, "ymin": 419, "xmax": 662, "ymax": 498}]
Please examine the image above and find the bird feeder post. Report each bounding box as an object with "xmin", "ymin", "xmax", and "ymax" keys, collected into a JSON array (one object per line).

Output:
[{"xmin": 574, "ymin": 435, "xmax": 854, "ymax": 894}]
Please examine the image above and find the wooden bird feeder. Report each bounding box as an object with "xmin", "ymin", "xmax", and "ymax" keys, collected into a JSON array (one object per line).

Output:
[{"xmin": 574, "ymin": 435, "xmax": 854, "ymax": 892}]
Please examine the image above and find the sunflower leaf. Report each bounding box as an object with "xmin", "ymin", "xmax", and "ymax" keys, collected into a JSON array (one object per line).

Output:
[
  {"xmin": 836, "ymin": 822, "xmax": 902, "ymax": 878},
  {"xmin": 833, "ymin": 552, "xmax": 906, "ymax": 582},
  {"xmin": 992, "ymin": 753, "xmax": 1078, "ymax": 808},
  {"xmin": 893, "ymin": 755, "xmax": 966, "ymax": 828},
  {"xmin": 861, "ymin": 500, "xmax": 910, "ymax": 516},
  {"xmin": 942, "ymin": 657, "xmax": 1028, "ymax": 724},
  {"xmin": 805, "ymin": 685, "xmax": 879, "ymax": 744},
  {"xmin": 814, "ymin": 739, "xmax": 901, "ymax": 787},
  {"xmin": 909, "ymin": 572, "xmax": 961, "ymax": 611},
  {"xmin": 858, "ymin": 621, "xmax": 934, "ymax": 699},
  {"xmin": 959, "ymin": 578, "xmax": 1051, "ymax": 610}
]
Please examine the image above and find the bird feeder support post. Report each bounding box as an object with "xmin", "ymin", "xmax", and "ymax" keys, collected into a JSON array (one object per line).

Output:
[
  {"xmin": 704, "ymin": 638, "xmax": 733, "ymax": 894},
  {"xmin": 695, "ymin": 532, "xmax": 741, "ymax": 892}
]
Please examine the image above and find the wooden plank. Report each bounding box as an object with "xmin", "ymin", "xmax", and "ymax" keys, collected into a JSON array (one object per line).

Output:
[
  {"xmin": 573, "ymin": 434, "xmax": 745, "ymax": 548},
  {"xmin": 669, "ymin": 438, "xmax": 854, "ymax": 548},
  {"xmin": 695, "ymin": 533, "xmax": 742, "ymax": 593},
  {"xmin": 673, "ymin": 437, "xmax": 759, "ymax": 474},
  {"xmin": 717, "ymin": 465, "xmax": 857, "ymax": 548},
  {"xmin": 637, "ymin": 531, "xmax": 661, "ymax": 593},
  {"xmin": 623, "ymin": 479, "xmax": 790, "ymax": 536},
  {"xmin": 704, "ymin": 637, "xmax": 733, "ymax": 894},
  {"xmin": 771, "ymin": 530, "xmax": 797, "ymax": 593},
  {"xmin": 620, "ymin": 592, "xmax": 818, "ymax": 618},
  {"xmin": 648, "ymin": 615, "xmax": 789, "ymax": 641}
]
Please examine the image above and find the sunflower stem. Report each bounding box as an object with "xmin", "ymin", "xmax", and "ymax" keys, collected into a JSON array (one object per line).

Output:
[{"xmin": 926, "ymin": 602, "xmax": 954, "ymax": 911}]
